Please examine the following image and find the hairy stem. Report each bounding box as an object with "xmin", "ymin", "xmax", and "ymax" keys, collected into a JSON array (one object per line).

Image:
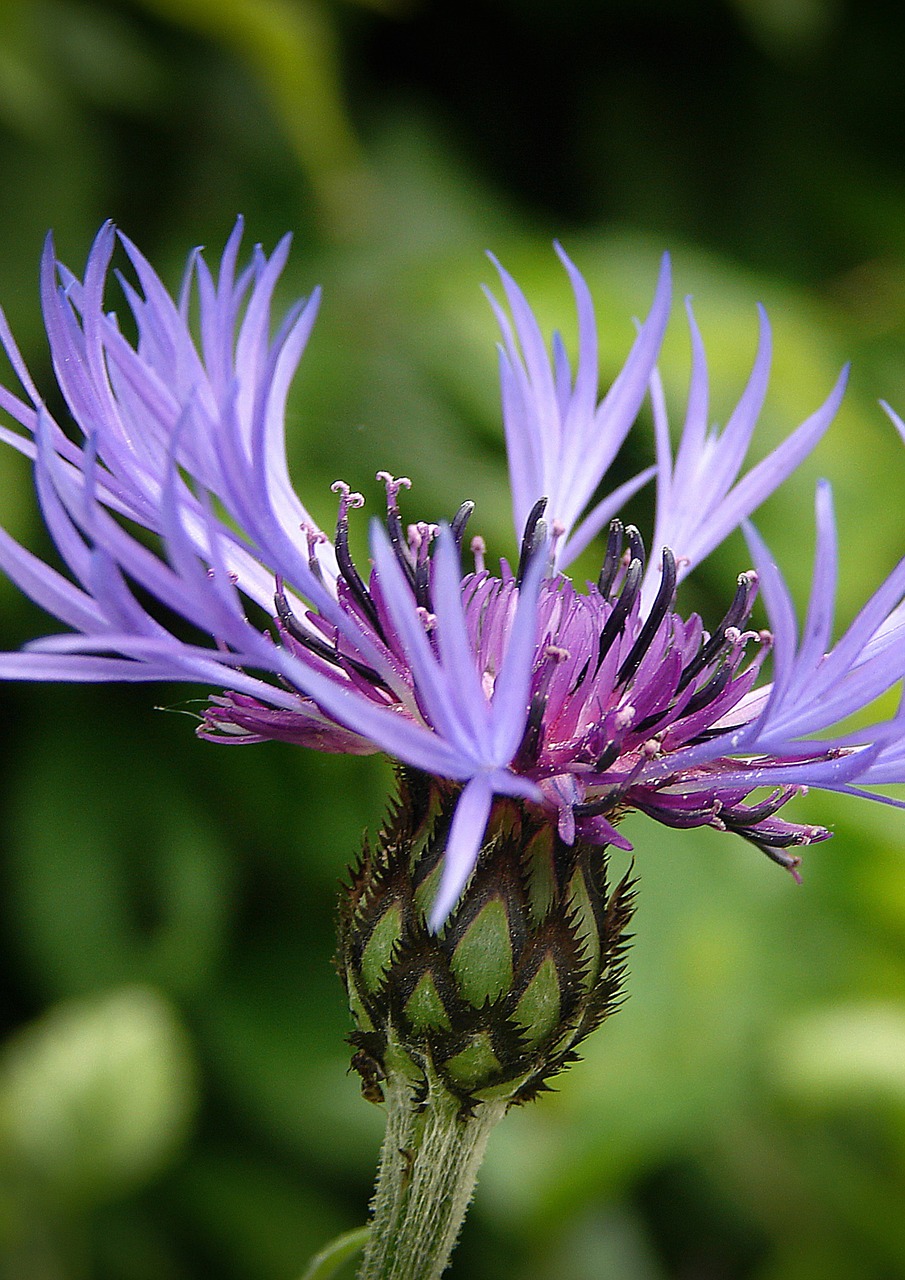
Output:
[{"xmin": 357, "ymin": 1077, "xmax": 506, "ymax": 1280}]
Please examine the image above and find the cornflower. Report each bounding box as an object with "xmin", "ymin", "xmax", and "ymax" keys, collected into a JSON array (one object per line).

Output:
[
  {"xmin": 0, "ymin": 222, "xmax": 903, "ymax": 929},
  {"xmin": 5, "ymin": 221, "xmax": 905, "ymax": 1280}
]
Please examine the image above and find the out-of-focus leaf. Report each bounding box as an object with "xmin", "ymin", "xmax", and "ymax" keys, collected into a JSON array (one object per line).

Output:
[
  {"xmin": 0, "ymin": 0, "xmax": 67, "ymax": 136},
  {"xmin": 202, "ymin": 940, "xmax": 384, "ymax": 1176},
  {"xmin": 524, "ymin": 1206, "xmax": 666, "ymax": 1280},
  {"xmin": 772, "ymin": 1003, "xmax": 905, "ymax": 1106},
  {"xmin": 175, "ymin": 1150, "xmax": 353, "ymax": 1280},
  {"xmin": 130, "ymin": 0, "xmax": 369, "ymax": 236},
  {"xmin": 0, "ymin": 986, "xmax": 197, "ymax": 1206},
  {"xmin": 7, "ymin": 698, "xmax": 235, "ymax": 1001},
  {"xmin": 42, "ymin": 0, "xmax": 168, "ymax": 113},
  {"xmin": 478, "ymin": 800, "xmax": 896, "ymax": 1233},
  {"xmin": 730, "ymin": 0, "xmax": 837, "ymax": 55}
]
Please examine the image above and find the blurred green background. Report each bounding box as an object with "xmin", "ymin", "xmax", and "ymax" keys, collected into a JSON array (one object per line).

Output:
[{"xmin": 1, "ymin": 1, "xmax": 905, "ymax": 1277}]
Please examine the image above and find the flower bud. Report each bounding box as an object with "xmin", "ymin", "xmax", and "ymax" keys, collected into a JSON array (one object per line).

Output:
[{"xmin": 338, "ymin": 769, "xmax": 635, "ymax": 1113}]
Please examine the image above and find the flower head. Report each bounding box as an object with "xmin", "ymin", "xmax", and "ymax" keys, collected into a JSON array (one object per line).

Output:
[{"xmin": 1, "ymin": 220, "xmax": 904, "ymax": 927}]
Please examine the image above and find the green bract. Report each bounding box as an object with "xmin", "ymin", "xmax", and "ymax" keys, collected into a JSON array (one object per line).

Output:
[{"xmin": 339, "ymin": 770, "xmax": 635, "ymax": 1113}]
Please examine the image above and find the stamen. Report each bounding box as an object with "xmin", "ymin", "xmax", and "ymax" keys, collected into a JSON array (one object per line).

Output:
[
  {"xmin": 626, "ymin": 525, "xmax": 646, "ymax": 576},
  {"xmin": 516, "ymin": 497, "xmax": 549, "ymax": 587},
  {"xmin": 678, "ymin": 570, "xmax": 758, "ymax": 692},
  {"xmin": 744, "ymin": 824, "xmax": 824, "ymax": 850},
  {"xmin": 274, "ymin": 577, "xmax": 300, "ymax": 632},
  {"xmin": 451, "ymin": 501, "xmax": 475, "ymax": 551},
  {"xmin": 549, "ymin": 518, "xmax": 566, "ymax": 564},
  {"xmin": 754, "ymin": 843, "xmax": 804, "ymax": 881},
  {"xmin": 570, "ymin": 656, "xmax": 591, "ymax": 695},
  {"xmin": 332, "ymin": 486, "xmax": 382, "ymax": 632},
  {"xmin": 330, "ymin": 479, "xmax": 365, "ymax": 520},
  {"xmin": 577, "ymin": 737, "xmax": 657, "ymax": 813},
  {"xmin": 595, "ymin": 557, "xmax": 643, "ymax": 670},
  {"xmin": 678, "ymin": 661, "xmax": 732, "ymax": 720},
  {"xmin": 614, "ymin": 705, "xmax": 635, "ymax": 731},
  {"xmin": 594, "ymin": 741, "xmax": 620, "ymax": 773},
  {"xmin": 302, "ymin": 523, "xmax": 328, "ymax": 585},
  {"xmin": 416, "ymin": 606, "xmax": 437, "ymax": 633},
  {"xmin": 514, "ymin": 644, "xmax": 568, "ymax": 768},
  {"xmin": 274, "ymin": 581, "xmax": 326, "ymax": 650},
  {"xmin": 634, "ymin": 796, "xmax": 722, "ymax": 829},
  {"xmin": 597, "ymin": 519, "xmax": 624, "ymax": 599},
  {"xmin": 471, "ymin": 535, "xmax": 486, "ymax": 574},
  {"xmin": 721, "ymin": 787, "xmax": 801, "ymax": 825},
  {"xmin": 412, "ymin": 557, "xmax": 430, "ymax": 603},
  {"xmin": 514, "ymin": 693, "xmax": 547, "ymax": 769},
  {"xmin": 273, "ymin": 580, "xmax": 389, "ymax": 688},
  {"xmin": 377, "ymin": 471, "xmax": 416, "ymax": 587},
  {"xmin": 376, "ymin": 471, "xmax": 412, "ymax": 508},
  {"xmin": 573, "ymin": 790, "xmax": 621, "ymax": 819},
  {"xmin": 616, "ymin": 547, "xmax": 677, "ymax": 686},
  {"xmin": 411, "ymin": 521, "xmax": 437, "ymax": 610}
]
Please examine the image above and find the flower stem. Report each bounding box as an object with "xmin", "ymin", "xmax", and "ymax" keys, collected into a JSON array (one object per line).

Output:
[{"xmin": 357, "ymin": 1077, "xmax": 507, "ymax": 1280}]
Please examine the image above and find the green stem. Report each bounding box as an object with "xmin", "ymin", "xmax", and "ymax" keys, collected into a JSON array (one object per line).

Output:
[{"xmin": 357, "ymin": 1077, "xmax": 507, "ymax": 1280}]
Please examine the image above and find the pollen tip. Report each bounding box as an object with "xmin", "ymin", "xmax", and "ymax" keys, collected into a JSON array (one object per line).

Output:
[
  {"xmin": 377, "ymin": 470, "xmax": 412, "ymax": 490},
  {"xmin": 416, "ymin": 606, "xmax": 437, "ymax": 631}
]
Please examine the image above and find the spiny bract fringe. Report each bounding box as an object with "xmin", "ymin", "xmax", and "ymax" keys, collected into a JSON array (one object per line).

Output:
[{"xmin": 338, "ymin": 769, "xmax": 636, "ymax": 1116}]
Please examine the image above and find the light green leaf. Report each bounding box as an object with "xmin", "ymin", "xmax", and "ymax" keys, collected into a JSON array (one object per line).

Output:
[{"xmin": 0, "ymin": 986, "xmax": 197, "ymax": 1205}]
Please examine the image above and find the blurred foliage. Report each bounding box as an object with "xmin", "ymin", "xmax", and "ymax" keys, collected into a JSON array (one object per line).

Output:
[{"xmin": 1, "ymin": 1, "xmax": 905, "ymax": 1277}]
